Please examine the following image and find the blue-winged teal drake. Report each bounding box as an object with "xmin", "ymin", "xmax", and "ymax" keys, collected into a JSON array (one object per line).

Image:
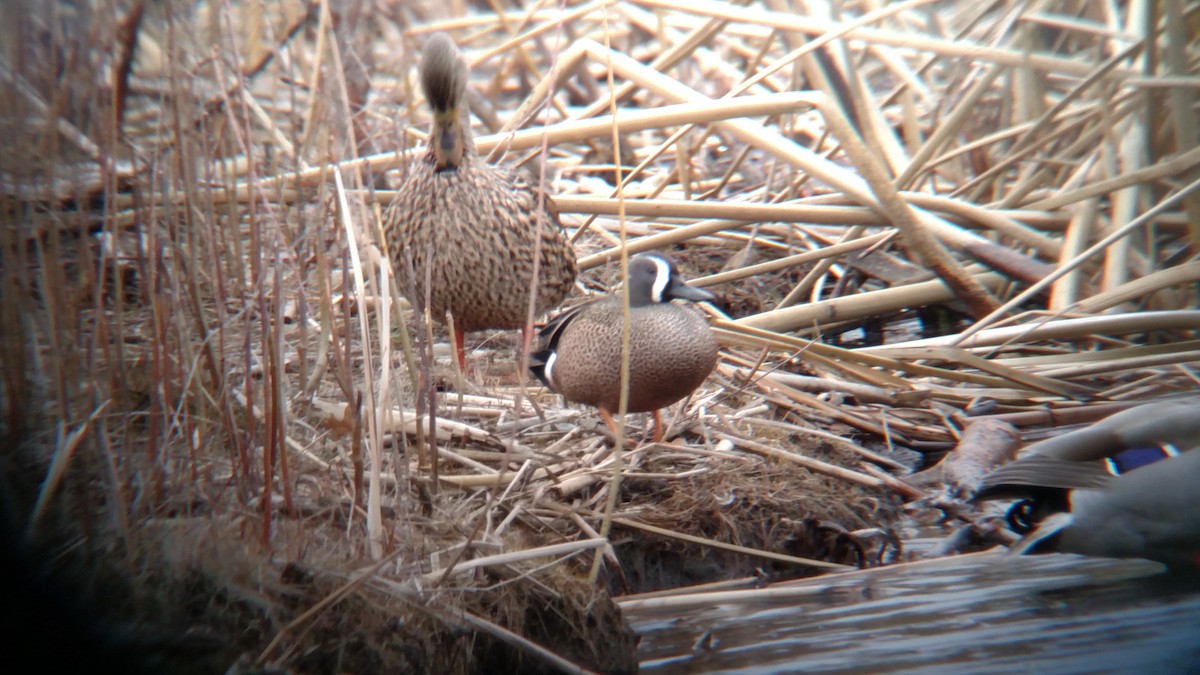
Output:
[
  {"xmin": 384, "ymin": 32, "xmax": 577, "ymax": 369},
  {"xmin": 530, "ymin": 253, "xmax": 719, "ymax": 442},
  {"xmin": 974, "ymin": 396, "xmax": 1200, "ymax": 568}
]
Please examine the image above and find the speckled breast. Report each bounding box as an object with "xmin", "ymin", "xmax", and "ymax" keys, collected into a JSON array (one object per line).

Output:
[
  {"xmin": 553, "ymin": 301, "xmax": 719, "ymax": 413},
  {"xmin": 387, "ymin": 156, "xmax": 576, "ymax": 332}
]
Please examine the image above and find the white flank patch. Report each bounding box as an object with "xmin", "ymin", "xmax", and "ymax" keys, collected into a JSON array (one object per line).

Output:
[
  {"xmin": 649, "ymin": 255, "xmax": 671, "ymax": 303},
  {"xmin": 1012, "ymin": 511, "xmax": 1074, "ymax": 555},
  {"xmin": 543, "ymin": 352, "xmax": 558, "ymax": 388}
]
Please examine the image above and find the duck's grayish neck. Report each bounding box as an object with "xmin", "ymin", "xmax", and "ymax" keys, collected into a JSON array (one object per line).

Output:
[{"xmin": 430, "ymin": 108, "xmax": 475, "ymax": 171}]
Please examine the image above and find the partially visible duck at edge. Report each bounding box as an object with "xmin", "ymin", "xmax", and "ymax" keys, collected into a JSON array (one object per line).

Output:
[{"xmin": 974, "ymin": 396, "xmax": 1200, "ymax": 569}]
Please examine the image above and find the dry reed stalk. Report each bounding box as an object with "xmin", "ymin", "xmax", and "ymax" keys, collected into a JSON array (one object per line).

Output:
[
  {"xmin": 27, "ymin": 401, "xmax": 112, "ymax": 534},
  {"xmin": 874, "ymin": 346, "xmax": 1078, "ymax": 397},
  {"xmin": 419, "ymin": 538, "xmax": 608, "ymax": 586},
  {"xmin": 714, "ymin": 322, "xmax": 1016, "ymax": 389},
  {"xmin": 336, "ymin": 168, "xmax": 385, "ymax": 558},
  {"xmin": 616, "ymin": 550, "xmax": 1010, "ymax": 613},
  {"xmin": 716, "ymin": 432, "xmax": 884, "ymax": 490},
  {"xmin": 731, "ymin": 408, "xmax": 910, "ymax": 471},
  {"xmin": 612, "ymin": 517, "xmax": 852, "ymax": 572},
  {"xmin": 952, "ymin": 176, "xmax": 1200, "ymax": 345},
  {"xmin": 636, "ymin": 0, "xmax": 1143, "ymax": 78},
  {"xmin": 219, "ymin": 90, "xmax": 823, "ymax": 199},
  {"xmin": 731, "ymin": 272, "xmax": 1010, "ymax": 333},
  {"xmin": 435, "ymin": 608, "xmax": 598, "ymax": 675},
  {"xmin": 861, "ymin": 311, "xmax": 1200, "ymax": 352}
]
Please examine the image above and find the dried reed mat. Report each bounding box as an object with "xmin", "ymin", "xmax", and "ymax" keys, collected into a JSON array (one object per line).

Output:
[{"xmin": 4, "ymin": 0, "xmax": 1198, "ymax": 672}]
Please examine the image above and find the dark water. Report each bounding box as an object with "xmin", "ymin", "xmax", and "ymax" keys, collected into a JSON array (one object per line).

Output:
[{"xmin": 621, "ymin": 551, "xmax": 1200, "ymax": 674}]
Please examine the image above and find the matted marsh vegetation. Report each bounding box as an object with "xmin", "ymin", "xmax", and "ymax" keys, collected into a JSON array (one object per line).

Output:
[{"xmin": 1, "ymin": 0, "xmax": 1197, "ymax": 672}]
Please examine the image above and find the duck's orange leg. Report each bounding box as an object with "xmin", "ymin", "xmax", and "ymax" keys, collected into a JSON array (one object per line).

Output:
[
  {"xmin": 454, "ymin": 327, "xmax": 467, "ymax": 371},
  {"xmin": 599, "ymin": 408, "xmax": 662, "ymax": 447},
  {"xmin": 599, "ymin": 408, "xmax": 638, "ymax": 448},
  {"xmin": 650, "ymin": 409, "xmax": 665, "ymax": 443},
  {"xmin": 599, "ymin": 408, "xmax": 621, "ymax": 437}
]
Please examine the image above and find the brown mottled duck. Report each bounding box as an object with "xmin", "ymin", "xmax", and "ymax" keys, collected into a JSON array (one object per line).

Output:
[
  {"xmin": 530, "ymin": 253, "xmax": 719, "ymax": 443},
  {"xmin": 384, "ymin": 32, "xmax": 577, "ymax": 369}
]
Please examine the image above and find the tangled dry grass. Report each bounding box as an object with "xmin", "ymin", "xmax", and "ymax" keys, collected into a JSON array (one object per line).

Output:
[{"xmin": 2, "ymin": 0, "xmax": 1198, "ymax": 672}]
